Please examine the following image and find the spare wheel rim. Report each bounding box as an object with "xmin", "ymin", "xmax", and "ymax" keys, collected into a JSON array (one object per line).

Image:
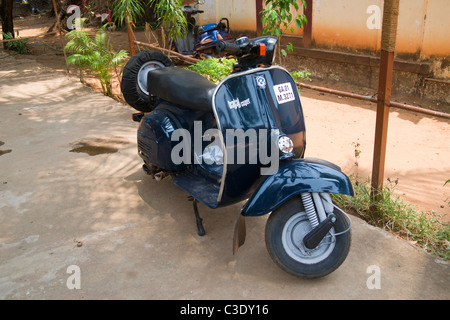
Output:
[{"xmin": 137, "ymin": 61, "xmax": 166, "ymax": 95}]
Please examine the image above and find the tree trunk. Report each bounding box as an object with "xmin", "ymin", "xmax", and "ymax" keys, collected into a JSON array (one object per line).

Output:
[
  {"xmin": 0, "ymin": 0, "xmax": 15, "ymax": 48},
  {"xmin": 126, "ymin": 14, "xmax": 136, "ymax": 56}
]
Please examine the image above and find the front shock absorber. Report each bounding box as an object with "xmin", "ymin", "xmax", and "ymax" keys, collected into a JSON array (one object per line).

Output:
[
  {"xmin": 301, "ymin": 193, "xmax": 319, "ymax": 228},
  {"xmin": 302, "ymin": 192, "xmax": 338, "ymax": 250}
]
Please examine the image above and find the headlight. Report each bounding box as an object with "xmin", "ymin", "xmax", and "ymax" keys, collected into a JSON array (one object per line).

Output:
[{"xmin": 278, "ymin": 136, "xmax": 293, "ymax": 154}]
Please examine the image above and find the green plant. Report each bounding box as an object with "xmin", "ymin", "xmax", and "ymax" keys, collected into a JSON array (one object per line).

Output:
[
  {"xmin": 64, "ymin": 19, "xmax": 129, "ymax": 96},
  {"xmin": 185, "ymin": 57, "xmax": 236, "ymax": 83},
  {"xmin": 2, "ymin": 32, "xmax": 32, "ymax": 54},
  {"xmin": 332, "ymin": 177, "xmax": 450, "ymax": 260},
  {"xmin": 112, "ymin": 0, "xmax": 144, "ymax": 28},
  {"xmin": 148, "ymin": 0, "xmax": 187, "ymax": 44},
  {"xmin": 290, "ymin": 70, "xmax": 311, "ymax": 82},
  {"xmin": 260, "ymin": 0, "xmax": 307, "ymax": 58}
]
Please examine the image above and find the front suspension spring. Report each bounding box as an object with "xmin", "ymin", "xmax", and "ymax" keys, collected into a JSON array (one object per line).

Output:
[{"xmin": 301, "ymin": 193, "xmax": 319, "ymax": 229}]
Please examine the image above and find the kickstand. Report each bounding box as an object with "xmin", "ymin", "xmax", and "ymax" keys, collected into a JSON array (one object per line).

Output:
[{"xmin": 193, "ymin": 198, "xmax": 206, "ymax": 236}]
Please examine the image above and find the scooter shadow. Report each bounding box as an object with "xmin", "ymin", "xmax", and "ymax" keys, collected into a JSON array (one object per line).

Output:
[
  {"xmin": 125, "ymin": 168, "xmax": 235, "ymax": 230},
  {"xmin": 124, "ymin": 168, "xmax": 305, "ymax": 283}
]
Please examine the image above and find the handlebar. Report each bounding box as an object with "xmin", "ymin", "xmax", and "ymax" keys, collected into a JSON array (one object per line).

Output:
[
  {"xmin": 216, "ymin": 37, "xmax": 264, "ymax": 57},
  {"xmin": 216, "ymin": 41, "xmax": 241, "ymax": 55},
  {"xmin": 216, "ymin": 36, "xmax": 278, "ymax": 71}
]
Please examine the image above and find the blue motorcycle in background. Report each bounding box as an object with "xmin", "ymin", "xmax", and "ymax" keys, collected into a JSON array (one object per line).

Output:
[
  {"xmin": 172, "ymin": 1, "xmax": 233, "ymax": 57},
  {"xmin": 121, "ymin": 35, "xmax": 354, "ymax": 278}
]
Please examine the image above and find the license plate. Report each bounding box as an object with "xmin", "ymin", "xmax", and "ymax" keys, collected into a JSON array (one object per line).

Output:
[{"xmin": 273, "ymin": 82, "xmax": 295, "ymax": 104}]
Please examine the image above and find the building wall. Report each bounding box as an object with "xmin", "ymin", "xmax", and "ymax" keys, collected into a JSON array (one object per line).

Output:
[
  {"xmin": 310, "ymin": 0, "xmax": 450, "ymax": 58},
  {"xmin": 196, "ymin": 0, "xmax": 257, "ymax": 32},
  {"xmin": 421, "ymin": 0, "xmax": 450, "ymax": 58},
  {"xmin": 312, "ymin": 0, "xmax": 381, "ymax": 52},
  {"xmin": 195, "ymin": 0, "xmax": 449, "ymax": 59}
]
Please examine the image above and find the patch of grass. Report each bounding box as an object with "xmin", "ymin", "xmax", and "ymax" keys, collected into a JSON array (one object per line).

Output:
[{"xmin": 332, "ymin": 176, "xmax": 450, "ymax": 260}]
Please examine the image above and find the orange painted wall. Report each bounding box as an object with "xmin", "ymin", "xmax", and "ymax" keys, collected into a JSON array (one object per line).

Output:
[
  {"xmin": 420, "ymin": 0, "xmax": 450, "ymax": 58},
  {"xmin": 196, "ymin": 0, "xmax": 449, "ymax": 58},
  {"xmin": 310, "ymin": 0, "xmax": 450, "ymax": 58}
]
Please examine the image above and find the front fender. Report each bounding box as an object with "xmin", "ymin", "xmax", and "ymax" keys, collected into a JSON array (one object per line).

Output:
[{"xmin": 240, "ymin": 158, "xmax": 354, "ymax": 217}]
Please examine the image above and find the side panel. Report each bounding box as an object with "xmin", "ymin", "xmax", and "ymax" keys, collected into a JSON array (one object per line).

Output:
[
  {"xmin": 137, "ymin": 103, "xmax": 208, "ymax": 170},
  {"xmin": 240, "ymin": 158, "xmax": 354, "ymax": 216}
]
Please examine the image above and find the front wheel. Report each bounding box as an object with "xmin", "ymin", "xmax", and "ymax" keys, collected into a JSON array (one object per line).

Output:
[{"xmin": 265, "ymin": 196, "xmax": 351, "ymax": 278}]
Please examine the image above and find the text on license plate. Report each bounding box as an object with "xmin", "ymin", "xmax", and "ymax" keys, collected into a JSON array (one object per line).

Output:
[{"xmin": 273, "ymin": 82, "xmax": 295, "ymax": 104}]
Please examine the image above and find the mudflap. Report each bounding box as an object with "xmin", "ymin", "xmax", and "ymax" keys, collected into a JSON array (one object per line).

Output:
[{"xmin": 233, "ymin": 213, "xmax": 246, "ymax": 254}]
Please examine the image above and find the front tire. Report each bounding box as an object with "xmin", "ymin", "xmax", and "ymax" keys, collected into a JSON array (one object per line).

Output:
[
  {"xmin": 265, "ymin": 196, "xmax": 351, "ymax": 278},
  {"xmin": 121, "ymin": 50, "xmax": 173, "ymax": 112}
]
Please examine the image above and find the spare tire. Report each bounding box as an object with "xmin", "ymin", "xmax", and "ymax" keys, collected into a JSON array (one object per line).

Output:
[{"xmin": 121, "ymin": 50, "xmax": 173, "ymax": 112}]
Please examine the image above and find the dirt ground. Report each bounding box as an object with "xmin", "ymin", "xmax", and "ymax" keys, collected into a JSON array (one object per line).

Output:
[{"xmin": 1, "ymin": 15, "xmax": 449, "ymax": 300}]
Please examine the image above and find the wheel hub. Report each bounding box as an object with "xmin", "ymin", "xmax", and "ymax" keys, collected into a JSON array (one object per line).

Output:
[
  {"xmin": 282, "ymin": 211, "xmax": 336, "ymax": 264},
  {"xmin": 137, "ymin": 61, "xmax": 165, "ymax": 95}
]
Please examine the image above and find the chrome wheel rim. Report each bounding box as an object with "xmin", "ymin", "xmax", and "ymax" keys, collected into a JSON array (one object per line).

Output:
[
  {"xmin": 137, "ymin": 61, "xmax": 165, "ymax": 95},
  {"xmin": 282, "ymin": 211, "xmax": 336, "ymax": 264}
]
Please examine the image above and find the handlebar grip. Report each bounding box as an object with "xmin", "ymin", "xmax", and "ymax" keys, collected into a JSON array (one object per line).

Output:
[{"xmin": 216, "ymin": 41, "xmax": 240, "ymax": 54}]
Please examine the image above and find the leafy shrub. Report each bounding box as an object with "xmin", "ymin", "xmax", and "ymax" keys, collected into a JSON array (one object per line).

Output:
[
  {"xmin": 185, "ymin": 57, "xmax": 236, "ymax": 83},
  {"xmin": 291, "ymin": 70, "xmax": 311, "ymax": 82},
  {"xmin": 3, "ymin": 32, "xmax": 32, "ymax": 54},
  {"xmin": 64, "ymin": 20, "xmax": 128, "ymax": 96}
]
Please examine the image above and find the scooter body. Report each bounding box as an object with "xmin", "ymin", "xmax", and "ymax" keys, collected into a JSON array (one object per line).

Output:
[
  {"xmin": 122, "ymin": 36, "xmax": 354, "ymax": 278},
  {"xmin": 193, "ymin": 18, "xmax": 233, "ymax": 53},
  {"xmin": 173, "ymin": 4, "xmax": 233, "ymax": 55}
]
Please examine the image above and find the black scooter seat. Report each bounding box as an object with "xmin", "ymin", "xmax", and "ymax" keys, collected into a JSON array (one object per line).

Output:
[{"xmin": 147, "ymin": 67, "xmax": 216, "ymax": 113}]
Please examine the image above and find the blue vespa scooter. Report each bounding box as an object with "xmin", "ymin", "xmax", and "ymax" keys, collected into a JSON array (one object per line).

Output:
[
  {"xmin": 172, "ymin": 1, "xmax": 233, "ymax": 57},
  {"xmin": 121, "ymin": 36, "xmax": 354, "ymax": 278}
]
